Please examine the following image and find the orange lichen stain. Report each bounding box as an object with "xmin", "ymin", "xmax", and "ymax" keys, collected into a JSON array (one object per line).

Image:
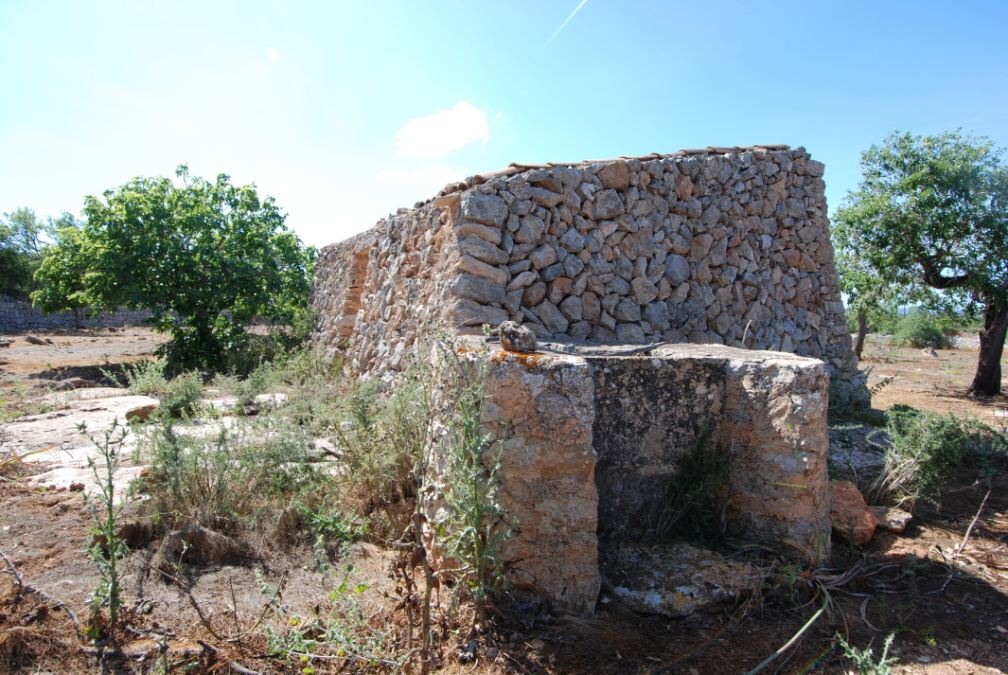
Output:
[
  {"xmin": 491, "ymin": 350, "xmax": 545, "ymax": 367},
  {"xmin": 454, "ymin": 346, "xmax": 479, "ymax": 354}
]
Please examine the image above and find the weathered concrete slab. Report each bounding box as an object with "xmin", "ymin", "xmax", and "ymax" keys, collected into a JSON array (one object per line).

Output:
[{"xmin": 602, "ymin": 542, "xmax": 764, "ymax": 617}]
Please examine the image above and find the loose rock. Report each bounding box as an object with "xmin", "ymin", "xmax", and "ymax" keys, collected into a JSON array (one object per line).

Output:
[
  {"xmin": 498, "ymin": 321, "xmax": 537, "ymax": 353},
  {"xmin": 830, "ymin": 480, "xmax": 877, "ymax": 545}
]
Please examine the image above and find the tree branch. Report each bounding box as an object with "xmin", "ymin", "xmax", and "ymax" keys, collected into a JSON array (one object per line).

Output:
[{"xmin": 918, "ymin": 257, "xmax": 971, "ymax": 289}]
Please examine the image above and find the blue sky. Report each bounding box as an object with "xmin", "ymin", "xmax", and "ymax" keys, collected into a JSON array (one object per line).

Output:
[{"xmin": 2, "ymin": 1, "xmax": 1006, "ymax": 247}]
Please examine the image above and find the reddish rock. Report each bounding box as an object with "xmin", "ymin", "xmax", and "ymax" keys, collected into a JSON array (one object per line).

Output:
[
  {"xmin": 597, "ymin": 161, "xmax": 630, "ymax": 190},
  {"xmin": 830, "ymin": 480, "xmax": 877, "ymax": 545},
  {"xmin": 674, "ymin": 174, "xmax": 694, "ymax": 200},
  {"xmin": 125, "ymin": 403, "xmax": 158, "ymax": 423}
]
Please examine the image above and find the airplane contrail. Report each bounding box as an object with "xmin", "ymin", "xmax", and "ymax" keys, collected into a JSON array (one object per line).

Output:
[{"xmin": 543, "ymin": 0, "xmax": 589, "ymax": 49}]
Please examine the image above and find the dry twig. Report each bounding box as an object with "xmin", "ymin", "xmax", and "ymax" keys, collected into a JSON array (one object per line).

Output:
[
  {"xmin": 930, "ymin": 488, "xmax": 991, "ymax": 594},
  {"xmin": 0, "ymin": 548, "xmax": 85, "ymax": 641}
]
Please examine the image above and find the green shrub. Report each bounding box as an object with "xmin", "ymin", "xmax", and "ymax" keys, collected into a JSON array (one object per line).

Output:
[
  {"xmin": 134, "ymin": 415, "xmax": 330, "ymax": 534},
  {"xmin": 296, "ymin": 503, "xmax": 369, "ymax": 544},
  {"xmin": 869, "ymin": 405, "xmax": 1005, "ymax": 507},
  {"xmin": 430, "ymin": 341, "xmax": 513, "ymax": 618},
  {"xmin": 158, "ymin": 371, "xmax": 204, "ymax": 419},
  {"xmin": 117, "ymin": 359, "xmax": 168, "ymax": 396},
  {"xmin": 113, "ymin": 359, "xmax": 203, "ymax": 418},
  {"xmin": 331, "ymin": 360, "xmax": 432, "ymax": 538},
  {"xmin": 891, "ymin": 311, "xmax": 950, "ymax": 348}
]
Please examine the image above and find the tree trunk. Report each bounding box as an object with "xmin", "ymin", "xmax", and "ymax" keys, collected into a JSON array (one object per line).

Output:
[
  {"xmin": 968, "ymin": 300, "xmax": 1008, "ymax": 397},
  {"xmin": 854, "ymin": 310, "xmax": 867, "ymax": 359}
]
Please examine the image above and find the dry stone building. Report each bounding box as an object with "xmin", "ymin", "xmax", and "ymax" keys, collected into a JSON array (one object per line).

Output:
[{"xmin": 312, "ymin": 145, "xmax": 867, "ymax": 615}]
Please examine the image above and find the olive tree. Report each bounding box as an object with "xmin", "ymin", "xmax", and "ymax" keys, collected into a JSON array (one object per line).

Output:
[
  {"xmin": 33, "ymin": 166, "xmax": 315, "ymax": 371},
  {"xmin": 835, "ymin": 131, "xmax": 1007, "ymax": 395}
]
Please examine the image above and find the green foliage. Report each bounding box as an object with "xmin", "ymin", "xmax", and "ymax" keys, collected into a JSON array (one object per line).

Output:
[
  {"xmin": 643, "ymin": 428, "xmax": 731, "ymax": 545},
  {"xmin": 31, "ymin": 219, "xmax": 89, "ymax": 315},
  {"xmin": 845, "ymin": 304, "xmax": 901, "ymax": 335},
  {"xmin": 836, "ymin": 130, "xmax": 1008, "ymax": 299},
  {"xmin": 834, "ymin": 242, "xmax": 906, "ymax": 335},
  {"xmin": 331, "ymin": 357, "xmax": 433, "ymax": 538},
  {"xmin": 869, "ymin": 405, "xmax": 1006, "ymax": 507},
  {"xmin": 158, "ymin": 371, "xmax": 205, "ymax": 419},
  {"xmin": 112, "ymin": 359, "xmax": 203, "ymax": 418},
  {"xmin": 297, "ymin": 504, "xmax": 369, "ymax": 544},
  {"xmin": 836, "ymin": 632, "xmax": 897, "ymax": 675},
  {"xmin": 117, "ymin": 359, "xmax": 168, "ymax": 396},
  {"xmin": 891, "ymin": 311, "xmax": 950, "ymax": 348},
  {"xmin": 264, "ymin": 564, "xmax": 396, "ymax": 671},
  {"xmin": 933, "ymin": 312, "xmax": 984, "ymax": 336},
  {"xmin": 33, "ymin": 166, "xmax": 316, "ymax": 373}
]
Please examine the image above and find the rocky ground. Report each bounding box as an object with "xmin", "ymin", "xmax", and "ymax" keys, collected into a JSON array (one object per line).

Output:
[{"xmin": 0, "ymin": 329, "xmax": 1006, "ymax": 674}]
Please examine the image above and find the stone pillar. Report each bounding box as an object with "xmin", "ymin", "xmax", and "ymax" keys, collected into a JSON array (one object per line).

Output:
[
  {"xmin": 719, "ymin": 354, "xmax": 832, "ymax": 563},
  {"xmin": 479, "ymin": 348, "xmax": 600, "ymax": 616}
]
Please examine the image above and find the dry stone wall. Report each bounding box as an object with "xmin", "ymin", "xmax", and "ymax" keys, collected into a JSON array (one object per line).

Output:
[
  {"xmin": 0, "ymin": 295, "xmax": 151, "ymax": 332},
  {"xmin": 312, "ymin": 145, "xmax": 867, "ymax": 406}
]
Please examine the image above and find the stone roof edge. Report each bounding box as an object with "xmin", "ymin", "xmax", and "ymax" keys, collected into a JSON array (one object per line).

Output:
[
  {"xmin": 322, "ymin": 144, "xmax": 796, "ymax": 249},
  {"xmin": 436, "ymin": 144, "xmax": 795, "ymax": 198}
]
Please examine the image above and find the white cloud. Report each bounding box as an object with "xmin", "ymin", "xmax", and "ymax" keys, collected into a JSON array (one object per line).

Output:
[
  {"xmin": 267, "ymin": 47, "xmax": 280, "ymax": 63},
  {"xmin": 395, "ymin": 101, "xmax": 489, "ymax": 160}
]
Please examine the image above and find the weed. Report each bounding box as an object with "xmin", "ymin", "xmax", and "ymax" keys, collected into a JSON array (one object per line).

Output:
[
  {"xmin": 643, "ymin": 428, "xmax": 731, "ymax": 545},
  {"xmin": 113, "ymin": 359, "xmax": 168, "ymax": 395},
  {"xmin": 157, "ymin": 371, "xmax": 204, "ymax": 419},
  {"xmin": 134, "ymin": 415, "xmax": 330, "ymax": 535},
  {"xmin": 836, "ymin": 632, "xmax": 897, "ymax": 675},
  {"xmin": 106, "ymin": 359, "xmax": 203, "ymax": 418},
  {"xmin": 80, "ymin": 422, "xmax": 130, "ymax": 639},
  {"xmin": 297, "ymin": 503, "xmax": 369, "ymax": 544},
  {"xmin": 432, "ymin": 340, "xmax": 511, "ymax": 620},
  {"xmin": 264, "ymin": 562, "xmax": 399, "ymax": 671},
  {"xmin": 0, "ymin": 398, "xmax": 16, "ymax": 424},
  {"xmin": 331, "ymin": 358, "xmax": 432, "ymax": 538}
]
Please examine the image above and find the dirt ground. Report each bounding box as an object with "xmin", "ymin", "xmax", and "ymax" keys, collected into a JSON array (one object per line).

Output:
[
  {"xmin": 860, "ymin": 335, "xmax": 1007, "ymax": 423},
  {"xmin": 0, "ymin": 329, "xmax": 1006, "ymax": 674}
]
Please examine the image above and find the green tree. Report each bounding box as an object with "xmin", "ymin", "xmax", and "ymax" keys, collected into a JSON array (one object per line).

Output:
[
  {"xmin": 835, "ymin": 131, "xmax": 1008, "ymax": 396},
  {"xmin": 33, "ymin": 166, "xmax": 316, "ymax": 372},
  {"xmin": 32, "ymin": 220, "xmax": 89, "ymax": 326},
  {"xmin": 0, "ymin": 208, "xmax": 58, "ymax": 298}
]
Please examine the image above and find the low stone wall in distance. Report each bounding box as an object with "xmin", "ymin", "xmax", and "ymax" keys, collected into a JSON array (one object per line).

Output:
[{"xmin": 0, "ymin": 296, "xmax": 151, "ymax": 333}]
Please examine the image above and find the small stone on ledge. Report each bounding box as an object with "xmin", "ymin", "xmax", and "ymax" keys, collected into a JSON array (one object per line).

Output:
[{"xmin": 498, "ymin": 320, "xmax": 537, "ymax": 353}]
